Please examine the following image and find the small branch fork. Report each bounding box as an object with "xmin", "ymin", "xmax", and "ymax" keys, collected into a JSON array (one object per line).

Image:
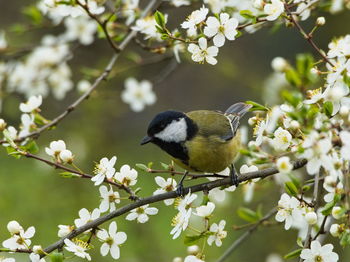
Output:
[
  {"xmin": 38, "ymin": 159, "xmax": 307, "ymax": 258},
  {"xmin": 215, "ymin": 208, "xmax": 278, "ymax": 262},
  {"xmin": 284, "ymin": 3, "xmax": 335, "ymax": 68}
]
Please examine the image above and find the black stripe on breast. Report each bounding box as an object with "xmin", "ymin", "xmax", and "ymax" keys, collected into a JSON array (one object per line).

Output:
[{"xmin": 152, "ymin": 138, "xmax": 189, "ymax": 164}]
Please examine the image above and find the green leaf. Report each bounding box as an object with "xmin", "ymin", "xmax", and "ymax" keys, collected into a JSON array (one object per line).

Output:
[
  {"xmin": 281, "ymin": 90, "xmax": 302, "ymax": 107},
  {"xmin": 184, "ymin": 233, "xmax": 207, "ymax": 246},
  {"xmin": 340, "ymin": 231, "xmax": 350, "ymax": 247},
  {"xmin": 60, "ymin": 172, "xmax": 80, "ymax": 178},
  {"xmin": 237, "ymin": 207, "xmax": 260, "ymax": 223},
  {"xmin": 22, "ymin": 5, "xmax": 43, "ymax": 25},
  {"xmin": 154, "ymin": 10, "xmax": 166, "ymax": 27},
  {"xmin": 50, "ymin": 252, "xmax": 64, "ymax": 262},
  {"xmin": 160, "ymin": 162, "xmax": 169, "ymax": 169},
  {"xmin": 285, "ymin": 181, "xmax": 299, "ymax": 196},
  {"xmin": 135, "ymin": 163, "xmax": 149, "ymax": 171},
  {"xmin": 285, "ymin": 68, "xmax": 302, "ymax": 87},
  {"xmin": 323, "ymin": 101, "xmax": 333, "ymax": 117},
  {"xmin": 296, "ymin": 53, "xmax": 314, "ymax": 78},
  {"xmin": 245, "ymin": 101, "xmax": 269, "ymax": 111},
  {"xmin": 284, "ymin": 248, "xmax": 302, "ymax": 259},
  {"xmin": 240, "ymin": 10, "xmax": 255, "ymax": 20},
  {"xmin": 6, "ymin": 147, "xmax": 22, "ymax": 159},
  {"xmin": 25, "ymin": 140, "xmax": 39, "ymax": 154},
  {"xmin": 321, "ymin": 194, "xmax": 341, "ymax": 215}
]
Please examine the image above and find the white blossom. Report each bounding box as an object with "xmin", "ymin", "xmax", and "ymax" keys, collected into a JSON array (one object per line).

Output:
[
  {"xmin": 19, "ymin": 95, "xmax": 42, "ymax": 113},
  {"xmin": 121, "ymin": 78, "xmax": 156, "ymax": 112},
  {"xmin": 340, "ymin": 131, "xmax": 350, "ymax": 160},
  {"xmin": 271, "ymin": 57, "xmax": 288, "ymax": 72},
  {"xmin": 275, "ymin": 193, "xmax": 302, "ymax": 230},
  {"xmin": 207, "ymin": 220, "xmax": 227, "ymax": 247},
  {"xmin": 96, "ymin": 222, "xmax": 127, "ymax": 259},
  {"xmin": 45, "ymin": 140, "xmax": 66, "ymax": 158},
  {"xmin": 272, "ymin": 127, "xmax": 292, "ymax": 151},
  {"xmin": 305, "ymin": 211, "xmax": 318, "ymax": 225},
  {"xmin": 276, "ymin": 156, "xmax": 293, "ymax": 174},
  {"xmin": 181, "ymin": 6, "xmax": 208, "ymax": 36},
  {"xmin": 92, "ymin": 156, "xmax": 117, "ymax": 186},
  {"xmin": 3, "ymin": 223, "xmax": 35, "ymax": 250},
  {"xmin": 240, "ymin": 165, "xmax": 259, "ymax": 203},
  {"xmin": 63, "ymin": 16, "xmax": 97, "ymax": 45},
  {"xmin": 195, "ymin": 202, "xmax": 215, "ymax": 218},
  {"xmin": 188, "ymin": 37, "xmax": 219, "ymax": 65},
  {"xmin": 7, "ymin": 221, "xmax": 23, "ymax": 235},
  {"xmin": 59, "ymin": 149, "xmax": 74, "ymax": 163},
  {"xmin": 330, "ymin": 224, "xmax": 341, "ymax": 237},
  {"xmin": 264, "ymin": 0, "xmax": 284, "ymax": 21},
  {"xmin": 176, "ymin": 192, "xmax": 197, "ymax": 211},
  {"xmin": 332, "ymin": 206, "xmax": 344, "ymax": 219},
  {"xmin": 74, "ymin": 208, "xmax": 100, "ymax": 228},
  {"xmin": 57, "ymin": 225, "xmax": 74, "ymax": 237},
  {"xmin": 77, "ymin": 80, "xmax": 91, "ymax": 93},
  {"xmin": 153, "ymin": 176, "xmax": 177, "ymax": 205},
  {"xmin": 99, "ymin": 185, "xmax": 121, "ymax": 212},
  {"xmin": 114, "ymin": 164, "xmax": 138, "ymax": 186},
  {"xmin": 300, "ymin": 240, "xmax": 338, "ymax": 262},
  {"xmin": 254, "ymin": 116, "xmax": 269, "ymax": 146},
  {"xmin": 125, "ymin": 204, "xmax": 158, "ymax": 223},
  {"xmin": 132, "ymin": 15, "xmax": 164, "ymax": 40},
  {"xmin": 184, "ymin": 255, "xmax": 204, "ymax": 262},
  {"xmin": 203, "ymin": 13, "xmax": 238, "ymax": 47},
  {"xmin": 64, "ymin": 239, "xmax": 91, "ymax": 261},
  {"xmin": 170, "ymin": 208, "xmax": 191, "ymax": 239}
]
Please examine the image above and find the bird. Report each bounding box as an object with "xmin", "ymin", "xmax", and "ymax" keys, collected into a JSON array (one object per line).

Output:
[{"xmin": 140, "ymin": 102, "xmax": 252, "ymax": 195}]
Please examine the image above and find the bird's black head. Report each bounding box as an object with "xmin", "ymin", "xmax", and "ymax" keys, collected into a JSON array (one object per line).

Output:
[{"xmin": 140, "ymin": 110, "xmax": 197, "ymax": 146}]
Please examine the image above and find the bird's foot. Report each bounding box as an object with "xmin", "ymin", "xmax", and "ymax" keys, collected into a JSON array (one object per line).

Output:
[
  {"xmin": 175, "ymin": 171, "xmax": 189, "ymax": 197},
  {"xmin": 230, "ymin": 164, "xmax": 240, "ymax": 187}
]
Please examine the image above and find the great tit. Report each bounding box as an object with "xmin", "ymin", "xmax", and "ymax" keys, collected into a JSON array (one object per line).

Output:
[{"xmin": 140, "ymin": 102, "xmax": 251, "ymax": 193}]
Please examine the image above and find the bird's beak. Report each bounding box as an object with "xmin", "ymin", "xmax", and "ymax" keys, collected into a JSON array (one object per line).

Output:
[{"xmin": 140, "ymin": 135, "xmax": 152, "ymax": 145}]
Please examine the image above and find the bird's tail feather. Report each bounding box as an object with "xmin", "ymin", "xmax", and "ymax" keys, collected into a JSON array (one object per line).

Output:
[
  {"xmin": 225, "ymin": 102, "xmax": 252, "ymax": 117},
  {"xmin": 225, "ymin": 102, "xmax": 252, "ymax": 134}
]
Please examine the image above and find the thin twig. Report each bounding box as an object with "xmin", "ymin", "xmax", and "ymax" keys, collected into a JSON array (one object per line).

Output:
[
  {"xmin": 284, "ymin": 3, "xmax": 334, "ymax": 67},
  {"xmin": 76, "ymin": 0, "xmax": 121, "ymax": 53},
  {"xmin": 216, "ymin": 208, "xmax": 277, "ymax": 262},
  {"xmin": 22, "ymin": 151, "xmax": 137, "ymax": 199},
  {"xmin": 40, "ymin": 159, "xmax": 307, "ymax": 258},
  {"xmin": 299, "ymin": 169, "xmax": 321, "ymax": 262}
]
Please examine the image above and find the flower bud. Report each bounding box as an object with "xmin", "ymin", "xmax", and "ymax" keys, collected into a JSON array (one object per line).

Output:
[
  {"xmin": 7, "ymin": 220, "xmax": 23, "ymax": 234},
  {"xmin": 316, "ymin": 17, "xmax": 325, "ymax": 26},
  {"xmin": 0, "ymin": 118, "xmax": 6, "ymax": 131},
  {"xmin": 332, "ymin": 206, "xmax": 344, "ymax": 219},
  {"xmin": 271, "ymin": 57, "xmax": 288, "ymax": 72},
  {"xmin": 59, "ymin": 149, "xmax": 74, "ymax": 164},
  {"xmin": 77, "ymin": 80, "xmax": 91, "ymax": 94},
  {"xmin": 33, "ymin": 245, "xmax": 43, "ymax": 254},
  {"xmin": 248, "ymin": 116, "xmax": 257, "ymax": 126},
  {"xmin": 340, "ymin": 105, "xmax": 349, "ymax": 117},
  {"xmin": 187, "ymin": 245, "xmax": 200, "ymax": 255},
  {"xmin": 330, "ymin": 223, "xmax": 341, "ymax": 237},
  {"xmin": 253, "ymin": 0, "xmax": 264, "ymax": 9},
  {"xmin": 173, "ymin": 257, "xmax": 183, "ymax": 262},
  {"xmin": 290, "ymin": 120, "xmax": 300, "ymax": 129},
  {"xmin": 305, "ymin": 212, "xmax": 318, "ymax": 225},
  {"xmin": 310, "ymin": 68, "xmax": 319, "ymax": 75}
]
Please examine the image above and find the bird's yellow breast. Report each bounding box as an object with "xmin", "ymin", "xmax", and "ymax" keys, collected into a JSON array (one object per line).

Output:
[{"xmin": 173, "ymin": 132, "xmax": 241, "ymax": 173}]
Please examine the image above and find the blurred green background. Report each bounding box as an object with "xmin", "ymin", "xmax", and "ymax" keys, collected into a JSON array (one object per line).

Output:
[{"xmin": 1, "ymin": 1, "xmax": 350, "ymax": 261}]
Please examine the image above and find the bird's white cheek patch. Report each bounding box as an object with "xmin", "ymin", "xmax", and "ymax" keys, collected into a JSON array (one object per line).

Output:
[{"xmin": 154, "ymin": 118, "xmax": 188, "ymax": 143}]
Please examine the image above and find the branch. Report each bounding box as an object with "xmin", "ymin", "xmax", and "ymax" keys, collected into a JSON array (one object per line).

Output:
[
  {"xmin": 40, "ymin": 159, "xmax": 307, "ymax": 258},
  {"xmin": 215, "ymin": 208, "xmax": 277, "ymax": 262},
  {"xmin": 284, "ymin": 3, "xmax": 335, "ymax": 67},
  {"xmin": 21, "ymin": 151, "xmax": 137, "ymax": 199},
  {"xmin": 0, "ymin": 0, "xmax": 162, "ymax": 146},
  {"xmin": 76, "ymin": 0, "xmax": 121, "ymax": 53}
]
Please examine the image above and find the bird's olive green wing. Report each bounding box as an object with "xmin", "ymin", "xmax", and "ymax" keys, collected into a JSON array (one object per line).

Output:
[{"xmin": 186, "ymin": 110, "xmax": 233, "ymax": 141}]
